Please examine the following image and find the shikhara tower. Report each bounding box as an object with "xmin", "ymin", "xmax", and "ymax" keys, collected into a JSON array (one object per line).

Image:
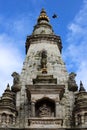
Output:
[{"xmin": 0, "ymin": 9, "xmax": 87, "ymax": 130}]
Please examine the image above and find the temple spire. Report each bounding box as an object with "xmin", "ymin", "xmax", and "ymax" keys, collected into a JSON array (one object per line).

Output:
[{"xmin": 37, "ymin": 8, "xmax": 49, "ymax": 23}]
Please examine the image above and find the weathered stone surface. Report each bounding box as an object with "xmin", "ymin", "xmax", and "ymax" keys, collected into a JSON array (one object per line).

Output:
[
  {"xmin": 0, "ymin": 8, "xmax": 87, "ymax": 130},
  {"xmin": 68, "ymin": 72, "xmax": 78, "ymax": 92}
]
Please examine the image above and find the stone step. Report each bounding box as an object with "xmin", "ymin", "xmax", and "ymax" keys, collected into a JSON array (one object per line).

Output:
[
  {"xmin": 33, "ymin": 75, "xmax": 57, "ymax": 84},
  {"xmin": 0, "ymin": 128, "xmax": 86, "ymax": 130}
]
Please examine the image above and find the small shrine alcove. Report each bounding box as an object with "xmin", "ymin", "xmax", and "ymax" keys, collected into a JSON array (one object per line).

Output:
[{"xmin": 35, "ymin": 97, "xmax": 55, "ymax": 117}]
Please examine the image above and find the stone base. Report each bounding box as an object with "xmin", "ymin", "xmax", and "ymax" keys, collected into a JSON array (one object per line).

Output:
[
  {"xmin": 27, "ymin": 118, "xmax": 63, "ymax": 128},
  {"xmin": 0, "ymin": 128, "xmax": 87, "ymax": 130}
]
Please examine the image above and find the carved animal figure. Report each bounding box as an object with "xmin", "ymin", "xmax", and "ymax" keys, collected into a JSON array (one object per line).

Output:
[{"xmin": 11, "ymin": 72, "xmax": 20, "ymax": 85}]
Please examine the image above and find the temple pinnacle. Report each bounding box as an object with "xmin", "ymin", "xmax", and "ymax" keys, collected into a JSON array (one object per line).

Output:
[{"xmin": 37, "ymin": 8, "xmax": 49, "ymax": 23}]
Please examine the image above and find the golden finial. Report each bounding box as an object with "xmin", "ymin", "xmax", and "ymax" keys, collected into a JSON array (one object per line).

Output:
[{"xmin": 38, "ymin": 8, "xmax": 49, "ymax": 23}]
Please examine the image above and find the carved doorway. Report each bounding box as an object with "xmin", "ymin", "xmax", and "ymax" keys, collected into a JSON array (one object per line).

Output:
[{"xmin": 35, "ymin": 98, "xmax": 55, "ymax": 117}]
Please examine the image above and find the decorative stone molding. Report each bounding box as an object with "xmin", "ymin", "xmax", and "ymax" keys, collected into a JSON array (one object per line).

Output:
[
  {"xmin": 25, "ymin": 34, "xmax": 62, "ymax": 54},
  {"xmin": 27, "ymin": 118, "xmax": 63, "ymax": 128}
]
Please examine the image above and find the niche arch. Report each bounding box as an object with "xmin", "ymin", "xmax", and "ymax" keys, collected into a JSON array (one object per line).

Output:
[
  {"xmin": 1, "ymin": 113, "xmax": 7, "ymax": 123},
  {"xmin": 35, "ymin": 97, "xmax": 55, "ymax": 117}
]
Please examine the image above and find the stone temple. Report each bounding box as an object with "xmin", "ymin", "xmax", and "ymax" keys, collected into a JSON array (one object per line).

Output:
[{"xmin": 0, "ymin": 9, "xmax": 87, "ymax": 130}]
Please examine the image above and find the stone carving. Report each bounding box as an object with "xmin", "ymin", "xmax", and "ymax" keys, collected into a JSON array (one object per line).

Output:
[
  {"xmin": 41, "ymin": 50, "xmax": 47, "ymax": 73},
  {"xmin": 68, "ymin": 72, "xmax": 78, "ymax": 92},
  {"xmin": 11, "ymin": 72, "xmax": 21, "ymax": 92},
  {"xmin": 41, "ymin": 50, "xmax": 47, "ymax": 68},
  {"xmin": 69, "ymin": 72, "xmax": 76, "ymax": 80},
  {"xmin": 28, "ymin": 119, "xmax": 63, "ymax": 126},
  {"xmin": 39, "ymin": 104, "xmax": 51, "ymax": 117},
  {"xmin": 12, "ymin": 72, "xmax": 20, "ymax": 85}
]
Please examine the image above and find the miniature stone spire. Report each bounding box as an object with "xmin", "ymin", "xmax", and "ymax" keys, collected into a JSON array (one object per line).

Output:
[
  {"xmin": 3, "ymin": 84, "xmax": 11, "ymax": 96},
  {"xmin": 79, "ymin": 80, "xmax": 86, "ymax": 92},
  {"xmin": 6, "ymin": 83, "xmax": 10, "ymax": 91}
]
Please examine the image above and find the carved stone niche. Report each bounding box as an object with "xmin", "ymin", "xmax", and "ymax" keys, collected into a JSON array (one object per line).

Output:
[
  {"xmin": 35, "ymin": 97, "xmax": 55, "ymax": 117},
  {"xmin": 26, "ymin": 84, "xmax": 65, "ymax": 103}
]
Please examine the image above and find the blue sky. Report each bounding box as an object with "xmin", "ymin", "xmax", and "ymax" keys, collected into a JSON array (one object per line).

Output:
[{"xmin": 0, "ymin": 0, "xmax": 87, "ymax": 95}]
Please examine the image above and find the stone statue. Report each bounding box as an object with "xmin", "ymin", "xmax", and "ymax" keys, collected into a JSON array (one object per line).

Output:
[
  {"xmin": 69, "ymin": 72, "xmax": 76, "ymax": 80},
  {"xmin": 68, "ymin": 72, "xmax": 78, "ymax": 92},
  {"xmin": 39, "ymin": 104, "xmax": 51, "ymax": 117},
  {"xmin": 11, "ymin": 72, "xmax": 21, "ymax": 92},
  {"xmin": 12, "ymin": 72, "xmax": 20, "ymax": 85},
  {"xmin": 41, "ymin": 50, "xmax": 47, "ymax": 73},
  {"xmin": 41, "ymin": 50, "xmax": 47, "ymax": 68}
]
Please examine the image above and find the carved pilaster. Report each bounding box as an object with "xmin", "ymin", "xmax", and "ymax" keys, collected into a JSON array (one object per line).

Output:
[
  {"xmin": 0, "ymin": 114, "xmax": 1, "ymax": 123},
  {"xmin": 13, "ymin": 116, "xmax": 16, "ymax": 125},
  {"xmin": 55, "ymin": 102, "xmax": 59, "ymax": 117},
  {"xmin": 81, "ymin": 114, "xmax": 84, "ymax": 125},
  {"xmin": 75, "ymin": 115, "xmax": 78, "ymax": 126},
  {"xmin": 31, "ymin": 102, "xmax": 35, "ymax": 117},
  {"xmin": 6, "ymin": 115, "xmax": 9, "ymax": 125}
]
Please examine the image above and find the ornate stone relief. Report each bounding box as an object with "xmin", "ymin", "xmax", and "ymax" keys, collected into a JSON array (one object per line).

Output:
[
  {"xmin": 39, "ymin": 104, "xmax": 51, "ymax": 117},
  {"xmin": 41, "ymin": 50, "xmax": 47, "ymax": 73}
]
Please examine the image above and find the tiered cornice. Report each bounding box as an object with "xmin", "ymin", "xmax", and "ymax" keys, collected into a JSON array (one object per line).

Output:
[{"xmin": 25, "ymin": 34, "xmax": 62, "ymax": 54}]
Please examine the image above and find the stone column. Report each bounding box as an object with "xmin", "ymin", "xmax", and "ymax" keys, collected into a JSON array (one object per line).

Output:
[
  {"xmin": 31, "ymin": 102, "xmax": 35, "ymax": 117},
  {"xmin": 13, "ymin": 116, "xmax": 16, "ymax": 125},
  {"xmin": 75, "ymin": 115, "xmax": 78, "ymax": 126},
  {"xmin": 84, "ymin": 113, "xmax": 87, "ymax": 124},
  {"xmin": 81, "ymin": 114, "xmax": 84, "ymax": 125},
  {"xmin": 55, "ymin": 102, "xmax": 59, "ymax": 117},
  {"xmin": 0, "ymin": 114, "xmax": 1, "ymax": 123},
  {"xmin": 6, "ymin": 115, "xmax": 8, "ymax": 124}
]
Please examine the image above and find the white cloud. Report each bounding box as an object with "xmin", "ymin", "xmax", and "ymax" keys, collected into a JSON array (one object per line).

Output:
[
  {"xmin": 0, "ymin": 33, "xmax": 23, "ymax": 96},
  {"xmin": 65, "ymin": 0, "xmax": 87, "ymax": 90},
  {"xmin": 11, "ymin": 16, "xmax": 34, "ymax": 37},
  {"xmin": 0, "ymin": 13, "xmax": 36, "ymax": 96}
]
